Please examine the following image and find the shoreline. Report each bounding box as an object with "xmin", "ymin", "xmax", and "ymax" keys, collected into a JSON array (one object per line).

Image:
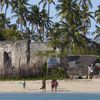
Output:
[{"xmin": 0, "ymin": 79, "xmax": 100, "ymax": 93}]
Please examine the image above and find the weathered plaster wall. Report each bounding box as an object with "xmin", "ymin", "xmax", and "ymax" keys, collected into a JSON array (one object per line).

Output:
[
  {"xmin": 13, "ymin": 41, "xmax": 27, "ymax": 68},
  {"xmin": 0, "ymin": 41, "xmax": 14, "ymax": 68},
  {"xmin": 0, "ymin": 41, "xmax": 27, "ymax": 69},
  {"xmin": 30, "ymin": 43, "xmax": 53, "ymax": 66},
  {"xmin": 0, "ymin": 41, "xmax": 53, "ymax": 69}
]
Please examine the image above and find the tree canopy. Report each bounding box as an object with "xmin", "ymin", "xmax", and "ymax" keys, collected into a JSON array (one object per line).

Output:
[{"xmin": 0, "ymin": 0, "xmax": 100, "ymax": 55}]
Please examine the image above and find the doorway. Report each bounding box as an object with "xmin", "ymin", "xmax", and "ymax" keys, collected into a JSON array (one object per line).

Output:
[{"xmin": 3, "ymin": 51, "xmax": 12, "ymax": 68}]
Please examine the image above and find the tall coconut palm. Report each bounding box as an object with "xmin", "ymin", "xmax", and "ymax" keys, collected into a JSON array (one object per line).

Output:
[
  {"xmin": 94, "ymin": 5, "xmax": 100, "ymax": 41},
  {"xmin": 95, "ymin": 5, "xmax": 100, "ymax": 24},
  {"xmin": 0, "ymin": 13, "xmax": 10, "ymax": 29},
  {"xmin": 10, "ymin": 0, "xmax": 29, "ymax": 11},
  {"xmin": 79, "ymin": 0, "xmax": 93, "ymax": 35},
  {"xmin": 0, "ymin": 0, "xmax": 4, "ymax": 13},
  {"xmin": 0, "ymin": 0, "xmax": 11, "ymax": 17},
  {"xmin": 27, "ymin": 5, "xmax": 52, "ymax": 42},
  {"xmin": 55, "ymin": 0, "xmax": 90, "ymax": 55},
  {"xmin": 12, "ymin": 8, "xmax": 27, "ymax": 33},
  {"xmin": 11, "ymin": 0, "xmax": 29, "ymax": 34},
  {"xmin": 4, "ymin": 0, "xmax": 11, "ymax": 16},
  {"xmin": 39, "ymin": 0, "xmax": 55, "ymax": 41},
  {"xmin": 25, "ymin": 27, "xmax": 31, "ymax": 67},
  {"xmin": 79, "ymin": 0, "xmax": 92, "ymax": 9},
  {"xmin": 26, "ymin": 5, "xmax": 40, "ymax": 40}
]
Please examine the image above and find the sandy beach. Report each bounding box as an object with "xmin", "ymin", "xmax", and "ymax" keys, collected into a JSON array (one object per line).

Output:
[{"xmin": 0, "ymin": 79, "xmax": 100, "ymax": 93}]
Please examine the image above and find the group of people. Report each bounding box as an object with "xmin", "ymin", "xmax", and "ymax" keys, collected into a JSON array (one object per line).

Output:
[
  {"xmin": 40, "ymin": 79, "xmax": 58, "ymax": 91},
  {"xmin": 22, "ymin": 79, "xmax": 58, "ymax": 91}
]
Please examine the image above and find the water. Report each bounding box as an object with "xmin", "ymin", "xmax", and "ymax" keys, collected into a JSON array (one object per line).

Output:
[{"xmin": 0, "ymin": 93, "xmax": 100, "ymax": 100}]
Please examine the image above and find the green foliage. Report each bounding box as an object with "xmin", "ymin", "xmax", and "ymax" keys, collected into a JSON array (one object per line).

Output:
[
  {"xmin": 94, "ymin": 5, "xmax": 100, "ymax": 41},
  {"xmin": 48, "ymin": 0, "xmax": 94, "ymax": 56},
  {"xmin": 48, "ymin": 67, "xmax": 66, "ymax": 79},
  {"xmin": 0, "ymin": 0, "xmax": 99, "ymax": 56},
  {"xmin": 35, "ymin": 50, "xmax": 59, "ymax": 58},
  {"xmin": 2, "ymin": 29, "xmax": 21, "ymax": 41}
]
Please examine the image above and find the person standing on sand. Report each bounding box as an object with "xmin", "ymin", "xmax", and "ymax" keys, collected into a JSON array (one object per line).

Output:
[
  {"xmin": 40, "ymin": 79, "xmax": 46, "ymax": 91},
  {"xmin": 88, "ymin": 65, "xmax": 91, "ymax": 79},
  {"xmin": 23, "ymin": 80, "xmax": 26, "ymax": 89},
  {"xmin": 51, "ymin": 79, "xmax": 58, "ymax": 91},
  {"xmin": 90, "ymin": 64, "xmax": 93, "ymax": 79},
  {"xmin": 51, "ymin": 79, "xmax": 55, "ymax": 91},
  {"xmin": 54, "ymin": 79, "xmax": 58, "ymax": 91},
  {"xmin": 88, "ymin": 64, "xmax": 93, "ymax": 79}
]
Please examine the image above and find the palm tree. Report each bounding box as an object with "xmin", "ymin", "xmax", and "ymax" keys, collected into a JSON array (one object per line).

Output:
[
  {"xmin": 79, "ymin": 0, "xmax": 92, "ymax": 8},
  {"xmin": 39, "ymin": 0, "xmax": 55, "ymax": 18},
  {"xmin": 94, "ymin": 5, "xmax": 100, "ymax": 41},
  {"xmin": 26, "ymin": 5, "xmax": 40, "ymax": 41},
  {"xmin": 11, "ymin": 0, "xmax": 29, "ymax": 34},
  {"xmin": 0, "ymin": 0, "xmax": 11, "ymax": 17},
  {"xmin": 12, "ymin": 8, "xmax": 27, "ymax": 33},
  {"xmin": 27, "ymin": 5, "xmax": 52, "ymax": 42},
  {"xmin": 10, "ymin": 0, "xmax": 29, "ymax": 11},
  {"xmin": 0, "ymin": 0, "xmax": 4, "ymax": 13},
  {"xmin": 4, "ymin": 0, "xmax": 11, "ymax": 16},
  {"xmin": 0, "ymin": 13, "xmax": 10, "ymax": 29},
  {"xmin": 39, "ymin": 0, "xmax": 55, "ymax": 41},
  {"xmin": 79, "ymin": 0, "xmax": 93, "ymax": 35},
  {"xmin": 55, "ymin": 0, "xmax": 90, "ymax": 55},
  {"xmin": 25, "ymin": 27, "xmax": 31, "ymax": 67},
  {"xmin": 95, "ymin": 5, "xmax": 100, "ymax": 24}
]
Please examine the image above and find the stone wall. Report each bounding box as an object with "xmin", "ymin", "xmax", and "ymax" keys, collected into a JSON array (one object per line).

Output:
[
  {"xmin": 0, "ymin": 41, "xmax": 27, "ymax": 69},
  {"xmin": 30, "ymin": 42, "xmax": 53, "ymax": 66},
  {"xmin": 0, "ymin": 41, "xmax": 53, "ymax": 68},
  {"xmin": 0, "ymin": 40, "xmax": 53, "ymax": 77}
]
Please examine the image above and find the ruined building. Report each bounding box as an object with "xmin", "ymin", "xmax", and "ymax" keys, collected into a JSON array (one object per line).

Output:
[
  {"xmin": 0, "ymin": 40, "xmax": 53, "ymax": 78},
  {"xmin": 0, "ymin": 40, "xmax": 99, "ymax": 78}
]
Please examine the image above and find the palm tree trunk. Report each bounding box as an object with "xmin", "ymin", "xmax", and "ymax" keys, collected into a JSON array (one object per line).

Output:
[
  {"xmin": 26, "ymin": 39, "xmax": 30, "ymax": 67},
  {"xmin": 20, "ymin": 21, "xmax": 23, "ymax": 34},
  {"xmin": 0, "ymin": 6, "xmax": 2, "ymax": 13},
  {"xmin": 26, "ymin": 28, "xmax": 31, "ymax": 68},
  {"xmin": 46, "ymin": 2, "xmax": 50, "ymax": 40}
]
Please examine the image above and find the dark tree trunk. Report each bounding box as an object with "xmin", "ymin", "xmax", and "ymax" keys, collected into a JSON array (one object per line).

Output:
[
  {"xmin": 26, "ymin": 39, "xmax": 30, "ymax": 67},
  {"xmin": 26, "ymin": 28, "xmax": 31, "ymax": 68}
]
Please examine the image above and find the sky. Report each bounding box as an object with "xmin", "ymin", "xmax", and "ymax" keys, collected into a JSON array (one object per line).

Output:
[{"xmin": 7, "ymin": 0, "xmax": 100, "ymax": 39}]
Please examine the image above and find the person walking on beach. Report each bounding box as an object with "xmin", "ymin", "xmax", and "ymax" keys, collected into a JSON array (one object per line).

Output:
[
  {"xmin": 51, "ymin": 79, "xmax": 58, "ymax": 91},
  {"xmin": 40, "ymin": 79, "xmax": 46, "ymax": 91},
  {"xmin": 88, "ymin": 65, "xmax": 91, "ymax": 79},
  {"xmin": 23, "ymin": 80, "xmax": 26, "ymax": 89},
  {"xmin": 54, "ymin": 79, "xmax": 58, "ymax": 91},
  {"xmin": 51, "ymin": 79, "xmax": 55, "ymax": 91},
  {"xmin": 90, "ymin": 64, "xmax": 93, "ymax": 79},
  {"xmin": 88, "ymin": 64, "xmax": 93, "ymax": 79}
]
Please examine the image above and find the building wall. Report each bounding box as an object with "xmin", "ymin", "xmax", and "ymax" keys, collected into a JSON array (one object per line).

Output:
[
  {"xmin": 13, "ymin": 41, "xmax": 27, "ymax": 68},
  {"xmin": 0, "ymin": 41, "xmax": 27, "ymax": 69},
  {"xmin": 0, "ymin": 41, "xmax": 53, "ymax": 70},
  {"xmin": 30, "ymin": 43, "xmax": 53, "ymax": 67}
]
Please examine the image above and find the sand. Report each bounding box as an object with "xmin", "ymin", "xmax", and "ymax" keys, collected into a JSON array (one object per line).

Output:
[{"xmin": 0, "ymin": 79, "xmax": 100, "ymax": 93}]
